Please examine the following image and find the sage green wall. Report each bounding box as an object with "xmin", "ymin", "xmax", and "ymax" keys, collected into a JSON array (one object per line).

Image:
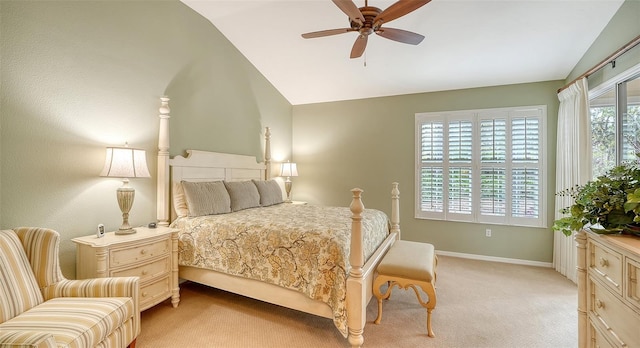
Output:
[
  {"xmin": 0, "ymin": 1, "xmax": 291, "ymax": 278},
  {"xmin": 292, "ymin": 81, "xmax": 563, "ymax": 263},
  {"xmin": 565, "ymin": 0, "xmax": 640, "ymax": 88}
]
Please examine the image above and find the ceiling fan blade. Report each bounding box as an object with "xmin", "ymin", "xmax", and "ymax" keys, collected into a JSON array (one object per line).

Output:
[
  {"xmin": 374, "ymin": 0, "xmax": 431, "ymax": 26},
  {"xmin": 350, "ymin": 35, "xmax": 368, "ymax": 59},
  {"xmin": 376, "ymin": 27, "xmax": 424, "ymax": 45},
  {"xmin": 302, "ymin": 28, "xmax": 354, "ymax": 39},
  {"xmin": 332, "ymin": 0, "xmax": 364, "ymax": 24}
]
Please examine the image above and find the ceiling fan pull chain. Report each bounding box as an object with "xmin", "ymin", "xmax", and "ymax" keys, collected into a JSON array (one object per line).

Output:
[{"xmin": 364, "ymin": 52, "xmax": 367, "ymax": 67}]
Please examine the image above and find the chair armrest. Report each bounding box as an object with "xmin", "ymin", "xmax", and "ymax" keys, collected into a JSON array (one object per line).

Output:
[
  {"xmin": 0, "ymin": 331, "xmax": 57, "ymax": 348},
  {"xmin": 42, "ymin": 277, "xmax": 139, "ymax": 300}
]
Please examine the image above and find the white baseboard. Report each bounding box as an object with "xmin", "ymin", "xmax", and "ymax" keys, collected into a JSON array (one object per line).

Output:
[{"xmin": 436, "ymin": 250, "xmax": 552, "ymax": 268}]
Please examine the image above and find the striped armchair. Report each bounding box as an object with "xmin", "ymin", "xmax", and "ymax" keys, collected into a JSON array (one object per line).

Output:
[{"xmin": 0, "ymin": 227, "xmax": 140, "ymax": 348}]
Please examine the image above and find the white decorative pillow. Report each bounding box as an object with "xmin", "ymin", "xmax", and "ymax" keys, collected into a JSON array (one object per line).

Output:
[
  {"xmin": 172, "ymin": 182, "xmax": 189, "ymax": 217},
  {"xmin": 181, "ymin": 181, "xmax": 231, "ymax": 217},
  {"xmin": 224, "ymin": 180, "xmax": 261, "ymax": 212},
  {"xmin": 252, "ymin": 179, "xmax": 283, "ymax": 206}
]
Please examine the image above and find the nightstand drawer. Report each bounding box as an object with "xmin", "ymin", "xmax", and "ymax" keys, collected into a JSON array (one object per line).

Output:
[
  {"xmin": 111, "ymin": 256, "xmax": 170, "ymax": 282},
  {"xmin": 590, "ymin": 240, "xmax": 623, "ymax": 295},
  {"xmin": 140, "ymin": 275, "xmax": 171, "ymax": 311},
  {"xmin": 73, "ymin": 226, "xmax": 180, "ymax": 311},
  {"xmin": 110, "ymin": 238, "xmax": 170, "ymax": 268},
  {"xmin": 590, "ymin": 280, "xmax": 640, "ymax": 347}
]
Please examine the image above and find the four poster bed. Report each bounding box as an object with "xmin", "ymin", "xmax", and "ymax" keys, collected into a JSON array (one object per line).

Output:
[{"xmin": 155, "ymin": 97, "xmax": 400, "ymax": 347}]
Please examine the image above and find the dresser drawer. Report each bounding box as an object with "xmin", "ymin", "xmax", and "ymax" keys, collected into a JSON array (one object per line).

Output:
[
  {"xmin": 627, "ymin": 258, "xmax": 640, "ymax": 312},
  {"xmin": 590, "ymin": 240, "xmax": 623, "ymax": 295},
  {"xmin": 111, "ymin": 256, "xmax": 170, "ymax": 283},
  {"xmin": 109, "ymin": 238, "xmax": 170, "ymax": 268},
  {"xmin": 589, "ymin": 322, "xmax": 616, "ymax": 348},
  {"xmin": 590, "ymin": 279, "xmax": 640, "ymax": 347},
  {"xmin": 140, "ymin": 275, "xmax": 171, "ymax": 311}
]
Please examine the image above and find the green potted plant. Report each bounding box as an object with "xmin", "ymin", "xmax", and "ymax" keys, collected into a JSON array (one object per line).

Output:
[{"xmin": 553, "ymin": 160, "xmax": 640, "ymax": 237}]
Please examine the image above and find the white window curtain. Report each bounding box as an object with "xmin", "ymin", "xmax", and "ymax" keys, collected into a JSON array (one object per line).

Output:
[{"xmin": 554, "ymin": 78, "xmax": 591, "ymax": 283}]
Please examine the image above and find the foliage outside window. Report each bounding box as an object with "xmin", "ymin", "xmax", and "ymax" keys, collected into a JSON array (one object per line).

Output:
[
  {"xmin": 590, "ymin": 75, "xmax": 640, "ymax": 177},
  {"xmin": 415, "ymin": 106, "xmax": 547, "ymax": 227}
]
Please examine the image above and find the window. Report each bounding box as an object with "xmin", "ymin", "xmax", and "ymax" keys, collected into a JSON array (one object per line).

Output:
[
  {"xmin": 590, "ymin": 73, "xmax": 640, "ymax": 178},
  {"xmin": 415, "ymin": 106, "xmax": 546, "ymax": 227}
]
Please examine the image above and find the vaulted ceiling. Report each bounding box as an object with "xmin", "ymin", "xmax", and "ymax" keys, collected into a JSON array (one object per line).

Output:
[{"xmin": 182, "ymin": 0, "xmax": 625, "ymax": 105}]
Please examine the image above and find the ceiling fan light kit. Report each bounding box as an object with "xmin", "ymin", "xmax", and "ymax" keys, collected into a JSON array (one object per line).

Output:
[{"xmin": 302, "ymin": 0, "xmax": 430, "ymax": 59}]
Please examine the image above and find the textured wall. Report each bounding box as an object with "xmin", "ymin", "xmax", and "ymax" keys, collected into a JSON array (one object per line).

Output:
[{"xmin": 0, "ymin": 1, "xmax": 291, "ymax": 278}]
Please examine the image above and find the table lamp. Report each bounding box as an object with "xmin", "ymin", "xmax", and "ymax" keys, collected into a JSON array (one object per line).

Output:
[
  {"xmin": 280, "ymin": 161, "xmax": 298, "ymax": 203},
  {"xmin": 100, "ymin": 144, "xmax": 151, "ymax": 235}
]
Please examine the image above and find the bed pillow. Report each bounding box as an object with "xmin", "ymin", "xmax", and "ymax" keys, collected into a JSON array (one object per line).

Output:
[
  {"xmin": 252, "ymin": 179, "xmax": 284, "ymax": 206},
  {"xmin": 172, "ymin": 182, "xmax": 189, "ymax": 217},
  {"xmin": 224, "ymin": 180, "xmax": 261, "ymax": 212},
  {"xmin": 181, "ymin": 181, "xmax": 231, "ymax": 217}
]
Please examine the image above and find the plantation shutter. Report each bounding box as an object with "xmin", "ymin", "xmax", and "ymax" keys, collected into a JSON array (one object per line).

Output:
[
  {"xmin": 511, "ymin": 116, "xmax": 541, "ymax": 221},
  {"xmin": 415, "ymin": 106, "xmax": 545, "ymax": 227},
  {"xmin": 448, "ymin": 120, "xmax": 473, "ymax": 216},
  {"xmin": 480, "ymin": 118, "xmax": 507, "ymax": 218},
  {"xmin": 419, "ymin": 120, "xmax": 444, "ymax": 214}
]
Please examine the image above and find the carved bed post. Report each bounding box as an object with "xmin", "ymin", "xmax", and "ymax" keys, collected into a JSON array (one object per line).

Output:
[
  {"xmin": 391, "ymin": 182, "xmax": 400, "ymax": 240},
  {"xmin": 576, "ymin": 229, "xmax": 587, "ymax": 348},
  {"xmin": 347, "ymin": 188, "xmax": 365, "ymax": 348},
  {"xmin": 157, "ymin": 97, "xmax": 171, "ymax": 226},
  {"xmin": 264, "ymin": 127, "xmax": 271, "ymax": 179}
]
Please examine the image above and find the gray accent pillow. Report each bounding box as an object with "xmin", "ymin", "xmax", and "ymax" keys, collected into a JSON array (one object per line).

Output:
[
  {"xmin": 181, "ymin": 181, "xmax": 231, "ymax": 217},
  {"xmin": 253, "ymin": 179, "xmax": 284, "ymax": 206},
  {"xmin": 224, "ymin": 180, "xmax": 261, "ymax": 211}
]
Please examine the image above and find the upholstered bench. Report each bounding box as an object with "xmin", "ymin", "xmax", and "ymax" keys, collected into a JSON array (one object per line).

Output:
[{"xmin": 373, "ymin": 240, "xmax": 437, "ymax": 337}]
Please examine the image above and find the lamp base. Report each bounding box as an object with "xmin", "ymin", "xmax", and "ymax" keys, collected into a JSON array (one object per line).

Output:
[
  {"xmin": 116, "ymin": 183, "xmax": 136, "ymax": 236},
  {"xmin": 115, "ymin": 228, "xmax": 136, "ymax": 235},
  {"xmin": 284, "ymin": 177, "xmax": 293, "ymax": 203}
]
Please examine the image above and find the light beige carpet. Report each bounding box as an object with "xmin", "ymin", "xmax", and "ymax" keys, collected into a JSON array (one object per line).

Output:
[{"xmin": 138, "ymin": 256, "xmax": 577, "ymax": 348}]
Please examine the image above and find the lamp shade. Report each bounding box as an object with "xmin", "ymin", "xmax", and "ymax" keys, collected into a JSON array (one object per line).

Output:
[
  {"xmin": 279, "ymin": 162, "xmax": 298, "ymax": 177},
  {"xmin": 100, "ymin": 147, "xmax": 151, "ymax": 178}
]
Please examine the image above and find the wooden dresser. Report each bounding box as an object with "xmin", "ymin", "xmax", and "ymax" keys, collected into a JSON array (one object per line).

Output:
[
  {"xmin": 73, "ymin": 226, "xmax": 180, "ymax": 311},
  {"xmin": 577, "ymin": 230, "xmax": 640, "ymax": 348}
]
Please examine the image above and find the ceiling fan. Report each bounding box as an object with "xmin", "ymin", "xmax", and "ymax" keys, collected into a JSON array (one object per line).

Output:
[{"xmin": 302, "ymin": 0, "xmax": 431, "ymax": 59}]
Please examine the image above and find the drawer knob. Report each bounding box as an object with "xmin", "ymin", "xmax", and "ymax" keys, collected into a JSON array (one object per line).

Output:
[
  {"xmin": 140, "ymin": 249, "xmax": 147, "ymax": 255},
  {"xmin": 595, "ymin": 299, "xmax": 604, "ymax": 309},
  {"xmin": 142, "ymin": 270, "xmax": 148, "ymax": 276},
  {"xmin": 599, "ymin": 257, "xmax": 608, "ymax": 267},
  {"xmin": 142, "ymin": 292, "xmax": 148, "ymax": 297}
]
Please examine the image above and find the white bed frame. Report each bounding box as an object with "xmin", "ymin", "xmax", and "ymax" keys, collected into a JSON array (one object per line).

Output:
[{"xmin": 155, "ymin": 97, "xmax": 400, "ymax": 347}]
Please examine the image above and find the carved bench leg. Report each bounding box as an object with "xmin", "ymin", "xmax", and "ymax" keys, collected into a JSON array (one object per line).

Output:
[
  {"xmin": 416, "ymin": 282, "xmax": 437, "ymax": 338},
  {"xmin": 373, "ymin": 276, "xmax": 392, "ymax": 324}
]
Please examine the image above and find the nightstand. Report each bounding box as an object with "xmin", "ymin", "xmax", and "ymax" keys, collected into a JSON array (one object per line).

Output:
[{"xmin": 72, "ymin": 226, "xmax": 180, "ymax": 311}]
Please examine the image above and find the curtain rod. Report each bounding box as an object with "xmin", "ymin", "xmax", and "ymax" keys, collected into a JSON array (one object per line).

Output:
[{"xmin": 557, "ymin": 34, "xmax": 640, "ymax": 94}]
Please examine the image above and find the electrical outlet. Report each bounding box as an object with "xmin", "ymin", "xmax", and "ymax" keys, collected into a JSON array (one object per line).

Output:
[{"xmin": 485, "ymin": 229, "xmax": 492, "ymax": 237}]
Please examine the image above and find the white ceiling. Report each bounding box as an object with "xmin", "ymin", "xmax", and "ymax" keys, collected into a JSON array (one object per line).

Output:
[{"xmin": 182, "ymin": 0, "xmax": 625, "ymax": 105}]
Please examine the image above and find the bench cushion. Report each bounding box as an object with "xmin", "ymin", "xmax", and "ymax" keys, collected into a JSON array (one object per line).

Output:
[{"xmin": 377, "ymin": 240, "xmax": 435, "ymax": 282}]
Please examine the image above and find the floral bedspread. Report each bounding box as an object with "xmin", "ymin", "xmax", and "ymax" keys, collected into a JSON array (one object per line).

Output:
[{"xmin": 170, "ymin": 203, "xmax": 389, "ymax": 337}]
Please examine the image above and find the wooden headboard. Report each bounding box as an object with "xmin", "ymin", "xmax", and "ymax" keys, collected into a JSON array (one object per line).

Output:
[
  {"xmin": 171, "ymin": 150, "xmax": 266, "ymax": 183},
  {"xmin": 156, "ymin": 97, "xmax": 271, "ymax": 225}
]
